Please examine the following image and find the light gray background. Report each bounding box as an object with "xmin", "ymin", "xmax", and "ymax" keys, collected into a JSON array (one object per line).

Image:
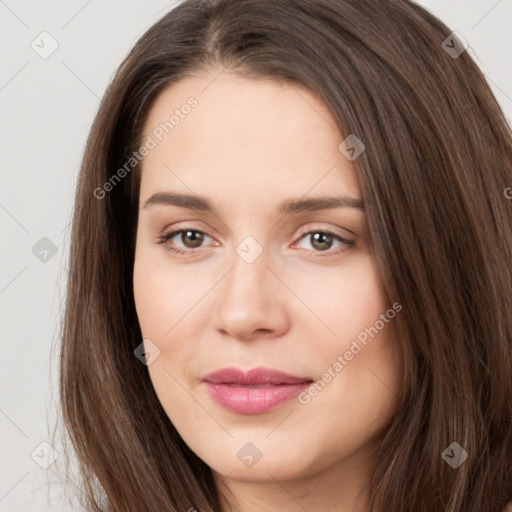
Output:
[{"xmin": 1, "ymin": 1, "xmax": 511, "ymax": 510}]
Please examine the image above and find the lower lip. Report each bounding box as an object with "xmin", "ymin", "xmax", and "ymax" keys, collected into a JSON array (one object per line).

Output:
[{"xmin": 204, "ymin": 382, "xmax": 311, "ymax": 414}]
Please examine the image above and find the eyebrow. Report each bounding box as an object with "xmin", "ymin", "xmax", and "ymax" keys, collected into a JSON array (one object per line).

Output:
[{"xmin": 142, "ymin": 192, "xmax": 364, "ymax": 215}]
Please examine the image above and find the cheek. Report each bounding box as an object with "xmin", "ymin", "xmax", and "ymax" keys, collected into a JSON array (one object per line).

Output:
[
  {"xmin": 132, "ymin": 248, "xmax": 211, "ymax": 403},
  {"xmin": 294, "ymin": 256, "xmax": 402, "ymax": 411},
  {"xmin": 133, "ymin": 256, "xmax": 201, "ymax": 417},
  {"xmin": 133, "ymin": 266, "xmax": 167, "ymax": 338},
  {"xmin": 133, "ymin": 249, "xmax": 206, "ymax": 339},
  {"xmin": 291, "ymin": 254, "xmax": 389, "ymax": 345}
]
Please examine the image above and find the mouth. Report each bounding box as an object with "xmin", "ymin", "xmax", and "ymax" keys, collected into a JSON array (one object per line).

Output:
[{"xmin": 202, "ymin": 367, "xmax": 313, "ymax": 414}]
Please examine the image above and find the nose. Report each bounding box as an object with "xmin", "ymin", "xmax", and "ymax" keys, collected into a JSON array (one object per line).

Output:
[{"xmin": 213, "ymin": 247, "xmax": 290, "ymax": 342}]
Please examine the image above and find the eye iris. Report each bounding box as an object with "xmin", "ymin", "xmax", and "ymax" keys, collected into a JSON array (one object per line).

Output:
[
  {"xmin": 311, "ymin": 232, "xmax": 333, "ymax": 251},
  {"xmin": 181, "ymin": 230, "xmax": 204, "ymax": 248}
]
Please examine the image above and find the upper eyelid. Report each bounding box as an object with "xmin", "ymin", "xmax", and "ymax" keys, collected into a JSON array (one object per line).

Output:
[
  {"xmin": 294, "ymin": 224, "xmax": 353, "ymax": 239},
  {"xmin": 162, "ymin": 219, "xmax": 353, "ymax": 236},
  {"xmin": 161, "ymin": 223, "xmax": 352, "ymax": 239}
]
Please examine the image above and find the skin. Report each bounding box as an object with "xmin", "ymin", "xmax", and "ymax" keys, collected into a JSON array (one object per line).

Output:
[{"xmin": 132, "ymin": 68, "xmax": 403, "ymax": 512}]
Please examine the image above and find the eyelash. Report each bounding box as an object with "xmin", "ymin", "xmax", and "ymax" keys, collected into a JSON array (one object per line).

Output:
[{"xmin": 154, "ymin": 227, "xmax": 354, "ymax": 257}]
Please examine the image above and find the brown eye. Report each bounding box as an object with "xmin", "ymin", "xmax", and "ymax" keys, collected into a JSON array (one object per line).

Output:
[
  {"xmin": 179, "ymin": 230, "xmax": 205, "ymax": 248},
  {"xmin": 292, "ymin": 229, "xmax": 353, "ymax": 256},
  {"xmin": 309, "ymin": 232, "xmax": 335, "ymax": 251},
  {"xmin": 156, "ymin": 228, "xmax": 214, "ymax": 254}
]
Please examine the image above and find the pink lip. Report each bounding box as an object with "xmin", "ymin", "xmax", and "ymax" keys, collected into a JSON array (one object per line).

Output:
[{"xmin": 202, "ymin": 367, "xmax": 313, "ymax": 414}]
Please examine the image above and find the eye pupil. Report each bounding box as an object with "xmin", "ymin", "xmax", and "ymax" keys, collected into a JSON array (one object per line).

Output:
[
  {"xmin": 311, "ymin": 232, "xmax": 333, "ymax": 251},
  {"xmin": 182, "ymin": 230, "xmax": 204, "ymax": 248}
]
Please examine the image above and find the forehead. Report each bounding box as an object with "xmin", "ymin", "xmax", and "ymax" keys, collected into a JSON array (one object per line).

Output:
[{"xmin": 139, "ymin": 71, "xmax": 361, "ymax": 208}]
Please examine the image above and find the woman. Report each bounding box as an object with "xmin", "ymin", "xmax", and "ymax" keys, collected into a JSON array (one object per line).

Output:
[{"xmin": 58, "ymin": 0, "xmax": 512, "ymax": 510}]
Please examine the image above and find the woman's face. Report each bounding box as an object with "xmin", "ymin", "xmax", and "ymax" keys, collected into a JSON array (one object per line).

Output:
[{"xmin": 133, "ymin": 70, "xmax": 402, "ymax": 489}]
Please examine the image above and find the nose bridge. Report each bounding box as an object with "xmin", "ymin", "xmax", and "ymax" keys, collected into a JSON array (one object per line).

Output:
[
  {"xmin": 225, "ymin": 237, "xmax": 272, "ymax": 304},
  {"xmin": 213, "ymin": 235, "xmax": 289, "ymax": 339}
]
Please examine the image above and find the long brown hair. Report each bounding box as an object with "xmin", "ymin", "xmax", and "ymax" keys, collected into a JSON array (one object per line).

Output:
[{"xmin": 57, "ymin": 0, "xmax": 512, "ymax": 510}]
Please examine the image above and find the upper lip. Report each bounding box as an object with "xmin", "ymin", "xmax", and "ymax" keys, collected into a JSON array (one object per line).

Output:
[{"xmin": 202, "ymin": 367, "xmax": 313, "ymax": 386}]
